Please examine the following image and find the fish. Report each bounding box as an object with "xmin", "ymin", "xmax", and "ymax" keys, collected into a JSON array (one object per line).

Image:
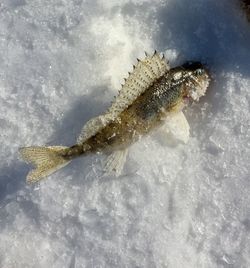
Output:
[{"xmin": 19, "ymin": 51, "xmax": 210, "ymax": 183}]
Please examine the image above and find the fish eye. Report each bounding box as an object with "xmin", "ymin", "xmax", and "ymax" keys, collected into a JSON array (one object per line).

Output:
[{"xmin": 195, "ymin": 69, "xmax": 204, "ymax": 75}]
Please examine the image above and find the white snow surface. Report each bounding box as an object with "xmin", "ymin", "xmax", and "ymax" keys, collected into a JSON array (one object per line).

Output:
[{"xmin": 1, "ymin": 0, "xmax": 250, "ymax": 267}]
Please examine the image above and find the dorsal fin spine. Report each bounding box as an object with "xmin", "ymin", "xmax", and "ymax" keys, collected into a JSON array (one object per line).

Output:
[{"xmin": 77, "ymin": 52, "xmax": 169, "ymax": 144}]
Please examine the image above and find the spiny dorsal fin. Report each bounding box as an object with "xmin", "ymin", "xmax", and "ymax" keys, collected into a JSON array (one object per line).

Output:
[
  {"xmin": 77, "ymin": 52, "xmax": 169, "ymax": 144},
  {"xmin": 107, "ymin": 51, "xmax": 169, "ymax": 116}
]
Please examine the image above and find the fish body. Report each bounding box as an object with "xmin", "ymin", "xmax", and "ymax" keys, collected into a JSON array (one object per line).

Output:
[
  {"xmin": 20, "ymin": 53, "xmax": 210, "ymax": 183},
  {"xmin": 64, "ymin": 63, "xmax": 209, "ymax": 158}
]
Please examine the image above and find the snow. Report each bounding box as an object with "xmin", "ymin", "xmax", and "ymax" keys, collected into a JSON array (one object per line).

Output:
[{"xmin": 0, "ymin": 0, "xmax": 250, "ymax": 267}]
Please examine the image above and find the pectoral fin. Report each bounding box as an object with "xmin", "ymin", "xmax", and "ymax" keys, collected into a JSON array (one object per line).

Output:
[
  {"xmin": 160, "ymin": 111, "xmax": 190, "ymax": 144},
  {"xmin": 104, "ymin": 149, "xmax": 128, "ymax": 176}
]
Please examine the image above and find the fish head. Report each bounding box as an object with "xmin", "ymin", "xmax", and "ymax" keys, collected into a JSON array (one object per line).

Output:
[{"xmin": 181, "ymin": 61, "xmax": 210, "ymax": 102}]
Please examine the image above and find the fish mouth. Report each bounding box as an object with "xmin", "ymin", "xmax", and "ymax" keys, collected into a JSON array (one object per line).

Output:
[
  {"xmin": 181, "ymin": 61, "xmax": 210, "ymax": 101},
  {"xmin": 188, "ymin": 72, "xmax": 210, "ymax": 101},
  {"xmin": 196, "ymin": 75, "xmax": 210, "ymax": 99},
  {"xmin": 183, "ymin": 95, "xmax": 191, "ymax": 104}
]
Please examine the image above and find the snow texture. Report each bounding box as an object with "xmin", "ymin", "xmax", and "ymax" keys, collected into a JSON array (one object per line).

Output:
[{"xmin": 0, "ymin": 0, "xmax": 250, "ymax": 267}]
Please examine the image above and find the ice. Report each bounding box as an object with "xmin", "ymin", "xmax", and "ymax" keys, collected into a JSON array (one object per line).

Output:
[{"xmin": 1, "ymin": 0, "xmax": 250, "ymax": 267}]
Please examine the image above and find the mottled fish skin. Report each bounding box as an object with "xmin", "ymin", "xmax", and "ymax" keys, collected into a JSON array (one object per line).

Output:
[
  {"xmin": 20, "ymin": 54, "xmax": 210, "ymax": 183},
  {"xmin": 63, "ymin": 62, "xmax": 210, "ymax": 159}
]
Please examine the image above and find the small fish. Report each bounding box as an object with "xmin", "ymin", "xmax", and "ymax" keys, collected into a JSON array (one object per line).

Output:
[{"xmin": 20, "ymin": 52, "xmax": 210, "ymax": 183}]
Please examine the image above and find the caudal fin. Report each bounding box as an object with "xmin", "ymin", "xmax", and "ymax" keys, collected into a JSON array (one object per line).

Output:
[{"xmin": 19, "ymin": 146, "xmax": 71, "ymax": 183}]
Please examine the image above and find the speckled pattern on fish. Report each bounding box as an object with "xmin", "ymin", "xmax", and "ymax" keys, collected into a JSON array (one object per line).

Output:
[{"xmin": 20, "ymin": 52, "xmax": 210, "ymax": 183}]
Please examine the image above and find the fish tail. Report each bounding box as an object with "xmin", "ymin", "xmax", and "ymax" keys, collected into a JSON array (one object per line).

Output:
[{"xmin": 19, "ymin": 146, "xmax": 71, "ymax": 183}]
